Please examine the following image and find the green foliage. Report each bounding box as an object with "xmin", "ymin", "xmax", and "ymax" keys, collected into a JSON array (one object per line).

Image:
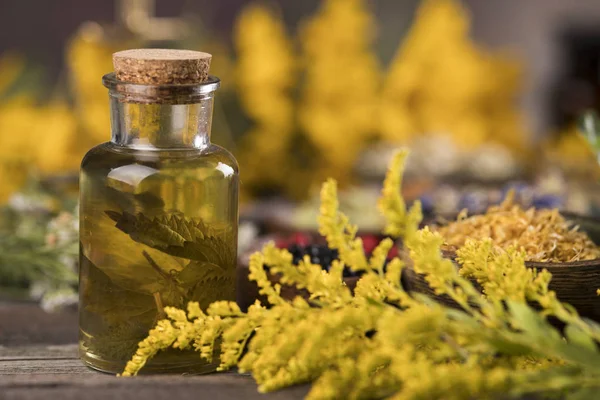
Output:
[
  {"xmin": 121, "ymin": 150, "xmax": 600, "ymax": 400},
  {"xmin": 106, "ymin": 211, "xmax": 235, "ymax": 267},
  {"xmin": 0, "ymin": 182, "xmax": 78, "ymax": 306},
  {"xmin": 579, "ymin": 110, "xmax": 600, "ymax": 153},
  {"xmin": 0, "ymin": 232, "xmax": 76, "ymax": 286},
  {"xmin": 82, "ymin": 210, "xmax": 235, "ymax": 303},
  {"xmin": 82, "ymin": 216, "xmax": 183, "ymax": 294},
  {"xmin": 81, "ymin": 209, "xmax": 237, "ymax": 361},
  {"xmin": 81, "ymin": 255, "xmax": 156, "ymax": 322},
  {"xmin": 86, "ymin": 317, "xmax": 156, "ymax": 362}
]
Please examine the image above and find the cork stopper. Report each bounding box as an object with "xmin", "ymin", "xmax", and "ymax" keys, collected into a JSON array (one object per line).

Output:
[{"xmin": 113, "ymin": 49, "xmax": 212, "ymax": 85}]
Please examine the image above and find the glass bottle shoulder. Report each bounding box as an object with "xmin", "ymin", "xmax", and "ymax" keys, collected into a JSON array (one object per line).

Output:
[{"xmin": 81, "ymin": 142, "xmax": 238, "ymax": 177}]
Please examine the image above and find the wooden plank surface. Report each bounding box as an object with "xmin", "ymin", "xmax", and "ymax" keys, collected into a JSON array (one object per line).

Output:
[
  {"xmin": 0, "ymin": 302, "xmax": 309, "ymax": 399},
  {"xmin": 0, "ymin": 302, "xmax": 78, "ymax": 345}
]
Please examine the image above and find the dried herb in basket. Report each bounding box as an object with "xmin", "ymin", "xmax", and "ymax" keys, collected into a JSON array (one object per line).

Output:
[{"xmin": 435, "ymin": 191, "xmax": 600, "ymax": 263}]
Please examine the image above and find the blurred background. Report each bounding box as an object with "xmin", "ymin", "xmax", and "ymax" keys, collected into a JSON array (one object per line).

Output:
[{"xmin": 3, "ymin": 0, "xmax": 600, "ymax": 306}]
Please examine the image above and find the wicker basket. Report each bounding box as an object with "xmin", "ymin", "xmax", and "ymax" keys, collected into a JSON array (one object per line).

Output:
[{"xmin": 403, "ymin": 213, "xmax": 600, "ymax": 322}]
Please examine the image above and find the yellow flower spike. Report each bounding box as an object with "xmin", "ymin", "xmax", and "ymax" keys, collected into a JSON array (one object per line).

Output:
[
  {"xmin": 33, "ymin": 102, "xmax": 79, "ymax": 172},
  {"xmin": 0, "ymin": 97, "xmax": 80, "ymax": 202},
  {"xmin": 234, "ymin": 4, "xmax": 297, "ymax": 198},
  {"xmin": 378, "ymin": 149, "xmax": 423, "ymax": 239},
  {"xmin": 318, "ymin": 178, "xmax": 369, "ymax": 271},
  {"xmin": 187, "ymin": 302, "xmax": 205, "ymax": 319},
  {"xmin": 380, "ymin": 0, "xmax": 527, "ymax": 151},
  {"xmin": 67, "ymin": 25, "xmax": 124, "ymax": 147},
  {"xmin": 248, "ymin": 247, "xmax": 287, "ymax": 306},
  {"xmin": 265, "ymin": 244, "xmax": 352, "ymax": 305},
  {"xmin": 407, "ymin": 227, "xmax": 459, "ymax": 295},
  {"xmin": 384, "ymin": 258, "xmax": 403, "ymax": 287},
  {"xmin": 164, "ymin": 306, "xmax": 198, "ymax": 350},
  {"xmin": 369, "ymin": 237, "xmax": 394, "ymax": 274},
  {"xmin": 299, "ymin": 0, "xmax": 379, "ymax": 182},
  {"xmin": 121, "ymin": 319, "xmax": 178, "ymax": 377},
  {"xmin": 123, "ymin": 147, "xmax": 600, "ymax": 398}
]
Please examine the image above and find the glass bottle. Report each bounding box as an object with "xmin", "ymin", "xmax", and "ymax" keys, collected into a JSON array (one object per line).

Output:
[{"xmin": 79, "ymin": 50, "xmax": 238, "ymax": 374}]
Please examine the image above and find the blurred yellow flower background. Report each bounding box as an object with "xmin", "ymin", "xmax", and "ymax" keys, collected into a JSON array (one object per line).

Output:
[
  {"xmin": 0, "ymin": 98, "xmax": 79, "ymax": 202},
  {"xmin": 380, "ymin": 0, "xmax": 526, "ymax": 151},
  {"xmin": 67, "ymin": 23, "xmax": 124, "ymax": 149},
  {"xmin": 0, "ymin": 50, "xmax": 80, "ymax": 201},
  {"xmin": 299, "ymin": 0, "xmax": 380, "ymax": 185},
  {"xmin": 234, "ymin": 4, "xmax": 297, "ymax": 198},
  {"xmin": 233, "ymin": 0, "xmax": 531, "ymax": 197},
  {"xmin": 0, "ymin": 0, "xmax": 583, "ymax": 203}
]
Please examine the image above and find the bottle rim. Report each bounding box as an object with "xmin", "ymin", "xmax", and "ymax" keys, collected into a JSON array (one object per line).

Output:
[{"xmin": 102, "ymin": 72, "xmax": 220, "ymax": 104}]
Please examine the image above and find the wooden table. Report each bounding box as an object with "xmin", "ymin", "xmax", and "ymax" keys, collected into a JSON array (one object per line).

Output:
[{"xmin": 0, "ymin": 301, "xmax": 309, "ymax": 399}]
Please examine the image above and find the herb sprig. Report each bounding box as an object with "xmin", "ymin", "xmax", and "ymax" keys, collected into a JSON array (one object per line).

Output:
[{"xmin": 122, "ymin": 150, "xmax": 600, "ymax": 400}]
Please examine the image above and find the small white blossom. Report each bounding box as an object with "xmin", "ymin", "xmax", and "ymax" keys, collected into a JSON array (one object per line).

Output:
[
  {"xmin": 238, "ymin": 222, "xmax": 259, "ymax": 255},
  {"xmin": 40, "ymin": 288, "xmax": 78, "ymax": 313}
]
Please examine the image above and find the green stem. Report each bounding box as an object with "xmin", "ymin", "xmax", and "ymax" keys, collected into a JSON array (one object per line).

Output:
[
  {"xmin": 142, "ymin": 251, "xmax": 170, "ymax": 280},
  {"xmin": 153, "ymin": 292, "xmax": 167, "ymax": 320},
  {"xmin": 141, "ymin": 250, "xmax": 187, "ymax": 301},
  {"xmin": 440, "ymin": 333, "xmax": 469, "ymax": 361}
]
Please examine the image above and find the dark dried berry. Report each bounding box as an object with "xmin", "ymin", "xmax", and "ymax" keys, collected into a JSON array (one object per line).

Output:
[
  {"xmin": 309, "ymin": 245, "xmax": 321, "ymax": 257},
  {"xmin": 286, "ymin": 244, "xmax": 343, "ymax": 271}
]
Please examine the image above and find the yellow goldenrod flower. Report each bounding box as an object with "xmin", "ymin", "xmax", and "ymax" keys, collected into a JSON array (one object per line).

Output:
[
  {"xmin": 233, "ymin": 4, "xmax": 297, "ymax": 196},
  {"xmin": 298, "ymin": 0, "xmax": 379, "ymax": 183},
  {"xmin": 0, "ymin": 98, "xmax": 78, "ymax": 202},
  {"xmin": 67, "ymin": 23, "xmax": 130, "ymax": 149},
  {"xmin": 380, "ymin": 0, "xmax": 526, "ymax": 153},
  {"xmin": 122, "ymin": 149, "xmax": 600, "ymax": 400}
]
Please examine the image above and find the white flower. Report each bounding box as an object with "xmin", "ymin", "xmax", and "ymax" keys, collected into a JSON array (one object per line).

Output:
[
  {"xmin": 40, "ymin": 288, "xmax": 78, "ymax": 313},
  {"xmin": 238, "ymin": 222, "xmax": 259, "ymax": 255},
  {"xmin": 467, "ymin": 144, "xmax": 518, "ymax": 181}
]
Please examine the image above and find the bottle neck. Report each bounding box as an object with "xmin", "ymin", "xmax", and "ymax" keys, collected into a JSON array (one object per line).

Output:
[{"xmin": 109, "ymin": 94, "xmax": 214, "ymax": 150}]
